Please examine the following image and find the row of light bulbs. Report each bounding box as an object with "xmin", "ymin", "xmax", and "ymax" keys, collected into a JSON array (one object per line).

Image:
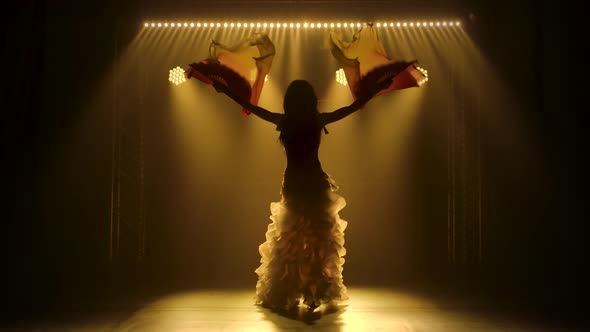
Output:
[{"xmin": 147, "ymin": 21, "xmax": 461, "ymax": 29}]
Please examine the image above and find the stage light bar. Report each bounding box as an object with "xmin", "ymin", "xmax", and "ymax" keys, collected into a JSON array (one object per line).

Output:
[
  {"xmin": 336, "ymin": 68, "xmax": 348, "ymax": 86},
  {"xmin": 143, "ymin": 20, "xmax": 462, "ymax": 29},
  {"xmin": 169, "ymin": 66, "xmax": 187, "ymax": 86},
  {"xmin": 415, "ymin": 65, "xmax": 429, "ymax": 86}
]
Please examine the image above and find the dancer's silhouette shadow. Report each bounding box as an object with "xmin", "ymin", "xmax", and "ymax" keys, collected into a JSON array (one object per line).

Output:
[{"xmin": 258, "ymin": 303, "xmax": 347, "ymax": 330}]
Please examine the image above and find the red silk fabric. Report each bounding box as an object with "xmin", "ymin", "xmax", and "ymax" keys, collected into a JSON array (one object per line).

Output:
[
  {"xmin": 185, "ymin": 33, "xmax": 275, "ymax": 115},
  {"xmin": 329, "ymin": 25, "xmax": 426, "ymax": 100}
]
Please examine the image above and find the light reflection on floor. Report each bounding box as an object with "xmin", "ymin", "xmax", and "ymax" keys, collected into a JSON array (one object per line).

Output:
[
  {"xmin": 110, "ymin": 288, "xmax": 572, "ymax": 332},
  {"xmin": 5, "ymin": 288, "xmax": 582, "ymax": 331}
]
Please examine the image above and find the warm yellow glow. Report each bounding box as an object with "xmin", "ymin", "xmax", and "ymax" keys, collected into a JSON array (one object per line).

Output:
[
  {"xmin": 304, "ymin": 22, "xmax": 308, "ymax": 28},
  {"xmin": 344, "ymin": 23, "xmax": 348, "ymax": 27},
  {"xmin": 284, "ymin": 23, "xmax": 288, "ymax": 28},
  {"xmin": 109, "ymin": 288, "xmax": 535, "ymax": 331},
  {"xmin": 257, "ymin": 23, "xmax": 261, "ymax": 27},
  {"xmin": 430, "ymin": 22, "xmax": 434, "ymax": 26},
  {"xmin": 337, "ymin": 23, "xmax": 341, "ymax": 27},
  {"xmin": 190, "ymin": 22, "xmax": 194, "ymax": 27},
  {"xmin": 138, "ymin": 23, "xmax": 485, "ymax": 282},
  {"xmin": 169, "ymin": 66, "xmax": 187, "ymax": 86},
  {"xmin": 296, "ymin": 23, "xmax": 300, "ymax": 28},
  {"xmin": 456, "ymin": 21, "xmax": 461, "ymax": 26},
  {"xmin": 224, "ymin": 23, "xmax": 228, "ymax": 27},
  {"xmin": 377, "ymin": 22, "xmax": 381, "ymax": 27},
  {"xmin": 330, "ymin": 23, "xmax": 334, "ymax": 27},
  {"xmin": 324, "ymin": 23, "xmax": 328, "ymax": 28},
  {"xmin": 356, "ymin": 23, "xmax": 361, "ymax": 27},
  {"xmin": 270, "ymin": 23, "xmax": 274, "ymax": 27},
  {"xmin": 144, "ymin": 23, "xmax": 149, "ymax": 27},
  {"xmin": 165, "ymin": 23, "xmax": 170, "ymax": 27},
  {"xmin": 216, "ymin": 22, "xmax": 221, "ymax": 27},
  {"xmin": 311, "ymin": 23, "xmax": 315, "ymax": 28},
  {"xmin": 417, "ymin": 22, "xmax": 421, "ymax": 27},
  {"xmin": 397, "ymin": 22, "xmax": 401, "ymax": 27},
  {"xmin": 263, "ymin": 23, "xmax": 267, "ymax": 27},
  {"xmin": 403, "ymin": 22, "xmax": 407, "ymax": 27},
  {"xmin": 184, "ymin": 22, "xmax": 188, "ymax": 27},
  {"xmin": 237, "ymin": 23, "xmax": 241, "ymax": 27},
  {"xmin": 250, "ymin": 23, "xmax": 254, "ymax": 27},
  {"xmin": 117, "ymin": 26, "xmax": 491, "ymax": 273}
]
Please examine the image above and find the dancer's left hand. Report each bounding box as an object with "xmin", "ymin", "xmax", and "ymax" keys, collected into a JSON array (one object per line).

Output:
[
  {"xmin": 376, "ymin": 76, "xmax": 394, "ymax": 91},
  {"xmin": 212, "ymin": 81, "xmax": 228, "ymax": 93}
]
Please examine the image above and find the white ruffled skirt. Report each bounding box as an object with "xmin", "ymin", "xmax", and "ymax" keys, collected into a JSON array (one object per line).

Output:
[{"xmin": 255, "ymin": 188, "xmax": 349, "ymax": 310}]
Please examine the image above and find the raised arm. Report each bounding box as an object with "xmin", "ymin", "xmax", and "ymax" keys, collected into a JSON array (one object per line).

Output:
[
  {"xmin": 320, "ymin": 93, "xmax": 373, "ymax": 125},
  {"xmin": 320, "ymin": 59, "xmax": 418, "ymax": 126},
  {"xmin": 320, "ymin": 76, "xmax": 393, "ymax": 126},
  {"xmin": 213, "ymin": 82, "xmax": 283, "ymax": 126}
]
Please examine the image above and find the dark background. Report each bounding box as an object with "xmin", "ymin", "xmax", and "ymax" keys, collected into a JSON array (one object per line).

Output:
[{"xmin": 2, "ymin": 0, "xmax": 586, "ymax": 325}]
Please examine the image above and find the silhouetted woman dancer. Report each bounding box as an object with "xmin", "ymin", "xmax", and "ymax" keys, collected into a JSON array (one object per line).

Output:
[{"xmin": 209, "ymin": 67, "xmax": 409, "ymax": 312}]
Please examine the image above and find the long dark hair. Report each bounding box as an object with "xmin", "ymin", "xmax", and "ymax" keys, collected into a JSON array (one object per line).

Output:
[
  {"xmin": 279, "ymin": 80, "xmax": 322, "ymax": 148},
  {"xmin": 283, "ymin": 80, "xmax": 318, "ymax": 117}
]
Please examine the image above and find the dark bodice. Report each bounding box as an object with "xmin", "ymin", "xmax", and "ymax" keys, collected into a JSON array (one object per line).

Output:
[
  {"xmin": 283, "ymin": 127, "xmax": 321, "ymax": 167},
  {"xmin": 280, "ymin": 118, "xmax": 323, "ymax": 170},
  {"xmin": 279, "ymin": 118, "xmax": 335, "ymax": 209}
]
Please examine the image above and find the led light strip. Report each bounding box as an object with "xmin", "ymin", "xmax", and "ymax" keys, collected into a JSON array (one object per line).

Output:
[{"xmin": 145, "ymin": 21, "xmax": 461, "ymax": 29}]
